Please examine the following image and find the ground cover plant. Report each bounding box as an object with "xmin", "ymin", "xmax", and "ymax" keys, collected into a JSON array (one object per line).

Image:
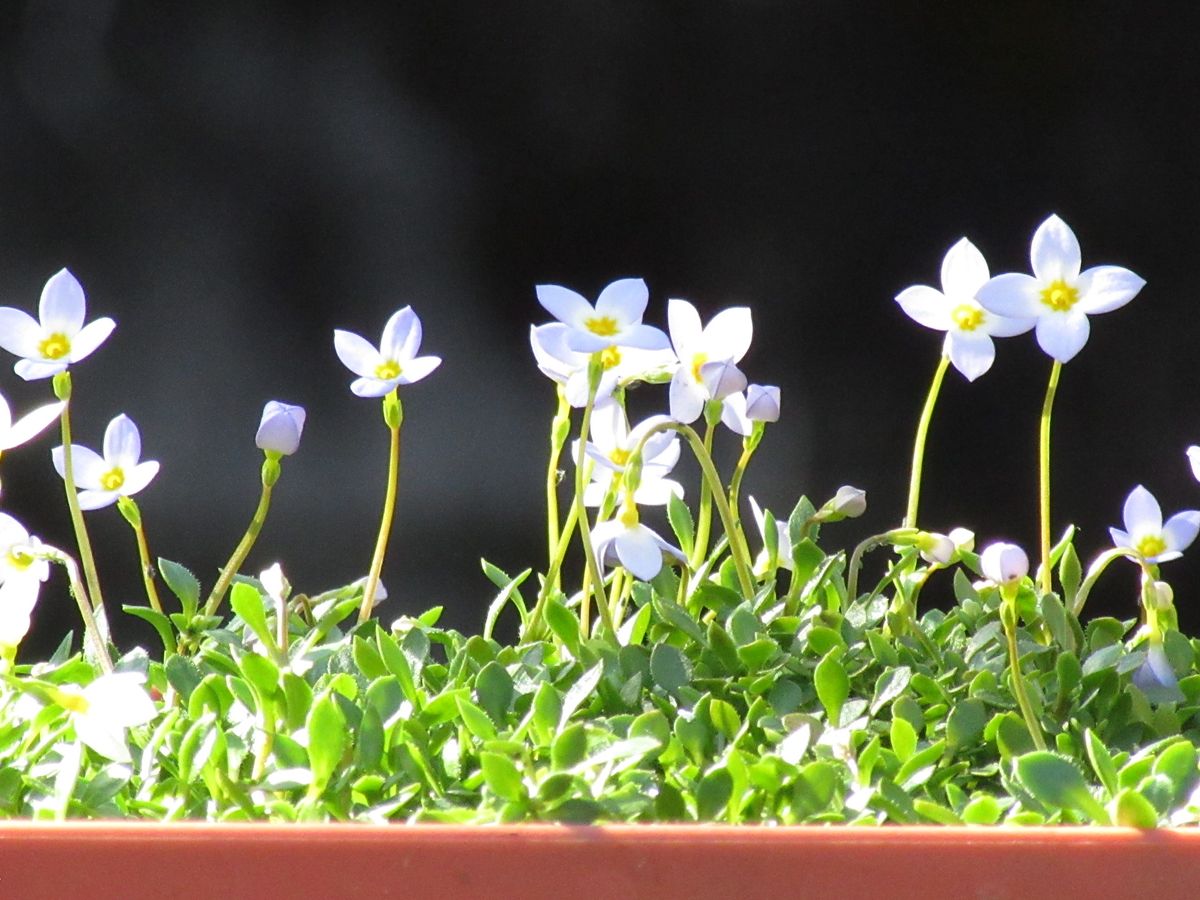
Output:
[{"xmin": 0, "ymin": 214, "xmax": 1197, "ymax": 826}]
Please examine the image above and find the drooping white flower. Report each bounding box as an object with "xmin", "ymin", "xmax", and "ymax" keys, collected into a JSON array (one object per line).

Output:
[
  {"xmin": 918, "ymin": 532, "xmax": 957, "ymax": 565},
  {"xmin": 667, "ymin": 299, "xmax": 753, "ymax": 424},
  {"xmin": 577, "ymin": 404, "xmax": 682, "ymax": 506},
  {"xmin": 1187, "ymin": 446, "xmax": 1200, "ymax": 482},
  {"xmin": 52, "ymin": 414, "xmax": 160, "ymax": 511},
  {"xmin": 0, "ymin": 514, "xmax": 48, "ymax": 649},
  {"xmin": 255, "ymin": 401, "xmax": 306, "ymax": 456},
  {"xmin": 591, "ymin": 511, "xmax": 686, "ymax": 581},
  {"xmin": 1132, "ymin": 641, "xmax": 1184, "ymax": 704},
  {"xmin": 529, "ymin": 323, "xmax": 673, "ymax": 408},
  {"xmin": 976, "ymin": 215, "xmax": 1145, "ymax": 364},
  {"xmin": 1109, "ymin": 485, "xmax": 1200, "ymax": 564},
  {"xmin": 60, "ymin": 672, "xmax": 157, "ymax": 762},
  {"xmin": 535, "ymin": 278, "xmax": 670, "ymax": 354},
  {"xmin": 334, "ymin": 306, "xmax": 441, "ymax": 398},
  {"xmin": 980, "ymin": 542, "xmax": 1029, "ymax": 585},
  {"xmin": 748, "ymin": 496, "xmax": 792, "ymax": 571},
  {"xmin": 895, "ymin": 238, "xmax": 1035, "ymax": 381},
  {"xmin": 0, "ymin": 269, "xmax": 116, "ymax": 381},
  {"xmin": 259, "ymin": 562, "xmax": 290, "ymax": 615}
]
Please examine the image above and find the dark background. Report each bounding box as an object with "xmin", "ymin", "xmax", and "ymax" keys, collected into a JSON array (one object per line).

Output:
[{"xmin": 2, "ymin": 2, "xmax": 1198, "ymax": 656}]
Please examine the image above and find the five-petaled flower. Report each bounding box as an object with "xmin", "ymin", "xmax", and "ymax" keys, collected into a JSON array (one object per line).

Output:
[
  {"xmin": 256, "ymin": 401, "xmax": 306, "ymax": 456},
  {"xmin": 52, "ymin": 414, "xmax": 160, "ymax": 511},
  {"xmin": 667, "ymin": 299, "xmax": 753, "ymax": 424},
  {"xmin": 0, "ymin": 269, "xmax": 115, "ymax": 380},
  {"xmin": 896, "ymin": 237, "xmax": 1035, "ymax": 381},
  {"xmin": 976, "ymin": 214, "xmax": 1145, "ymax": 364},
  {"xmin": 535, "ymin": 278, "xmax": 670, "ymax": 354},
  {"xmin": 334, "ymin": 306, "xmax": 441, "ymax": 398},
  {"xmin": 58, "ymin": 672, "xmax": 157, "ymax": 762},
  {"xmin": 1109, "ymin": 485, "xmax": 1200, "ymax": 564}
]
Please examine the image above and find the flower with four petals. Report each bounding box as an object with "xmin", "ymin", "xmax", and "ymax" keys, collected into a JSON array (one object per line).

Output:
[
  {"xmin": 52, "ymin": 414, "xmax": 160, "ymax": 511},
  {"xmin": 0, "ymin": 269, "xmax": 115, "ymax": 380},
  {"xmin": 1109, "ymin": 485, "xmax": 1200, "ymax": 564},
  {"xmin": 334, "ymin": 306, "xmax": 441, "ymax": 397}
]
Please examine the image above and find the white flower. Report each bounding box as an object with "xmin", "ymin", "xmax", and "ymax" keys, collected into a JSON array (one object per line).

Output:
[
  {"xmin": 0, "ymin": 575, "xmax": 40, "ymax": 648},
  {"xmin": 895, "ymin": 237, "xmax": 1035, "ymax": 381},
  {"xmin": 918, "ymin": 532, "xmax": 957, "ymax": 565},
  {"xmin": 52, "ymin": 414, "xmax": 160, "ymax": 511},
  {"xmin": 948, "ymin": 527, "xmax": 975, "ymax": 554},
  {"xmin": 0, "ymin": 393, "xmax": 63, "ymax": 452},
  {"xmin": 535, "ymin": 278, "xmax": 670, "ymax": 354},
  {"xmin": 577, "ymin": 404, "xmax": 682, "ymax": 507},
  {"xmin": 667, "ymin": 299, "xmax": 753, "ymax": 424},
  {"xmin": 0, "ymin": 269, "xmax": 115, "ymax": 380},
  {"xmin": 591, "ymin": 512, "xmax": 686, "ymax": 582},
  {"xmin": 976, "ymin": 215, "xmax": 1145, "ymax": 364},
  {"xmin": 334, "ymin": 306, "xmax": 441, "ymax": 398},
  {"xmin": 980, "ymin": 542, "xmax": 1029, "ymax": 585},
  {"xmin": 819, "ymin": 485, "xmax": 868, "ymax": 522},
  {"xmin": 0, "ymin": 514, "xmax": 47, "ymax": 649},
  {"xmin": 60, "ymin": 672, "xmax": 157, "ymax": 762},
  {"xmin": 749, "ymin": 497, "xmax": 792, "ymax": 571},
  {"xmin": 721, "ymin": 385, "xmax": 781, "ymax": 436},
  {"xmin": 1187, "ymin": 446, "xmax": 1200, "ymax": 482},
  {"xmin": 529, "ymin": 323, "xmax": 673, "ymax": 408},
  {"xmin": 1109, "ymin": 485, "xmax": 1200, "ymax": 564},
  {"xmin": 259, "ymin": 562, "xmax": 289, "ymax": 614},
  {"xmin": 255, "ymin": 401, "xmax": 306, "ymax": 456}
]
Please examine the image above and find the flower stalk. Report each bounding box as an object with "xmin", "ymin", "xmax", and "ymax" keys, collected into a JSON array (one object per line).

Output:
[
  {"xmin": 204, "ymin": 454, "xmax": 279, "ymax": 618},
  {"xmin": 358, "ymin": 391, "xmax": 404, "ymax": 625},
  {"xmin": 117, "ymin": 497, "xmax": 162, "ymax": 615},
  {"xmin": 1038, "ymin": 360, "xmax": 1062, "ymax": 595},
  {"xmin": 904, "ymin": 353, "xmax": 949, "ymax": 529}
]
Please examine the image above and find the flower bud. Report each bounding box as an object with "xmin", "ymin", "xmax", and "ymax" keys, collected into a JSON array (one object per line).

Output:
[
  {"xmin": 830, "ymin": 486, "xmax": 867, "ymax": 519},
  {"xmin": 744, "ymin": 384, "xmax": 780, "ymax": 423},
  {"xmin": 699, "ymin": 359, "xmax": 748, "ymax": 402},
  {"xmin": 256, "ymin": 401, "xmax": 306, "ymax": 456},
  {"xmin": 1148, "ymin": 580, "xmax": 1174, "ymax": 611},
  {"xmin": 917, "ymin": 531, "xmax": 956, "ymax": 565},
  {"xmin": 980, "ymin": 542, "xmax": 1028, "ymax": 585},
  {"xmin": 948, "ymin": 527, "xmax": 975, "ymax": 553}
]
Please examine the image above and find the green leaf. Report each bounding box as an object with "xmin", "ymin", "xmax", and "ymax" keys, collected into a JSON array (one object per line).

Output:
[
  {"xmin": 650, "ymin": 643, "xmax": 692, "ymax": 697},
  {"xmin": 481, "ymin": 564, "xmax": 531, "ymax": 641},
  {"xmin": 307, "ymin": 693, "xmax": 348, "ymax": 793},
  {"xmin": 961, "ymin": 794, "xmax": 1003, "ymax": 825},
  {"xmin": 814, "ymin": 651, "xmax": 849, "ymax": 725},
  {"xmin": 454, "ymin": 695, "xmax": 498, "ymax": 741},
  {"xmin": 667, "ymin": 493, "xmax": 695, "ymax": 558},
  {"xmin": 870, "ymin": 666, "xmax": 911, "ymax": 715},
  {"xmin": 475, "ymin": 661, "xmax": 514, "ymax": 726},
  {"xmin": 617, "ymin": 602, "xmax": 652, "ymax": 646},
  {"xmin": 946, "ymin": 699, "xmax": 987, "ymax": 750},
  {"xmin": 480, "ymin": 752, "xmax": 526, "ymax": 803},
  {"xmin": 551, "ymin": 723, "xmax": 588, "ymax": 770},
  {"xmin": 1038, "ymin": 592, "xmax": 1074, "ymax": 652},
  {"xmin": 1113, "ymin": 787, "xmax": 1159, "ymax": 828},
  {"xmin": 653, "ymin": 596, "xmax": 706, "ymax": 644},
  {"xmin": 1016, "ymin": 752, "xmax": 1110, "ymax": 823},
  {"xmin": 559, "ymin": 662, "xmax": 603, "ymax": 729},
  {"xmin": 913, "ymin": 798, "xmax": 962, "ymax": 825},
  {"xmin": 1084, "ymin": 728, "xmax": 1119, "ymax": 798},
  {"xmin": 230, "ymin": 582, "xmax": 274, "ymax": 650},
  {"xmin": 790, "ymin": 539, "xmax": 825, "ymax": 585},
  {"xmin": 890, "ymin": 715, "xmax": 917, "ymax": 762},
  {"xmin": 239, "ymin": 652, "xmax": 280, "ymax": 702},
  {"xmin": 164, "ymin": 654, "xmax": 203, "ymax": 701},
  {"xmin": 1058, "ymin": 542, "xmax": 1082, "ymax": 609},
  {"xmin": 352, "ymin": 635, "xmax": 387, "ymax": 680},
  {"xmin": 707, "ymin": 698, "xmax": 741, "ymax": 740},
  {"xmin": 792, "ymin": 761, "xmax": 838, "ymax": 819},
  {"xmin": 896, "ymin": 739, "xmax": 945, "ymax": 790},
  {"xmin": 697, "ymin": 767, "xmax": 733, "ymax": 820},
  {"xmin": 123, "ymin": 605, "xmax": 176, "ymax": 654},
  {"xmin": 51, "ymin": 742, "xmax": 82, "ymax": 821},
  {"xmin": 158, "ymin": 558, "xmax": 200, "ymax": 618},
  {"xmin": 543, "ymin": 597, "xmax": 581, "ymax": 655},
  {"xmin": 1152, "ymin": 740, "xmax": 1198, "ymax": 806}
]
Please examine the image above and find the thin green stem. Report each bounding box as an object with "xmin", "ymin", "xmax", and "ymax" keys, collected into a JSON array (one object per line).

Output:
[
  {"xmin": 358, "ymin": 397, "xmax": 403, "ymax": 624},
  {"xmin": 689, "ymin": 417, "xmax": 717, "ymax": 567},
  {"xmin": 120, "ymin": 499, "xmax": 163, "ymax": 615},
  {"xmin": 1002, "ymin": 599, "xmax": 1047, "ymax": 751},
  {"xmin": 727, "ymin": 431, "xmax": 762, "ymax": 531},
  {"xmin": 905, "ymin": 353, "xmax": 950, "ymax": 529},
  {"xmin": 1039, "ymin": 360, "xmax": 1063, "ymax": 595},
  {"xmin": 545, "ymin": 387, "xmax": 571, "ymax": 585},
  {"xmin": 40, "ymin": 547, "xmax": 112, "ymax": 674},
  {"xmin": 204, "ymin": 478, "xmax": 275, "ymax": 618},
  {"xmin": 571, "ymin": 382, "xmax": 615, "ymax": 637}
]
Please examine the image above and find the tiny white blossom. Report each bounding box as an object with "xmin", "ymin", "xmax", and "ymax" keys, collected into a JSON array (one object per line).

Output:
[
  {"xmin": 535, "ymin": 278, "xmax": 670, "ymax": 354},
  {"xmin": 61, "ymin": 672, "xmax": 157, "ymax": 762},
  {"xmin": 980, "ymin": 542, "xmax": 1029, "ymax": 585},
  {"xmin": 1109, "ymin": 485, "xmax": 1200, "ymax": 564},
  {"xmin": 576, "ymin": 404, "xmax": 682, "ymax": 507},
  {"xmin": 255, "ymin": 401, "xmax": 306, "ymax": 456},
  {"xmin": 896, "ymin": 237, "xmax": 1035, "ymax": 381},
  {"xmin": 976, "ymin": 215, "xmax": 1145, "ymax": 364},
  {"xmin": 591, "ymin": 512, "xmax": 686, "ymax": 582},
  {"xmin": 53, "ymin": 414, "xmax": 159, "ymax": 511},
  {"xmin": 0, "ymin": 269, "xmax": 116, "ymax": 380},
  {"xmin": 334, "ymin": 307, "xmax": 441, "ymax": 398},
  {"xmin": 918, "ymin": 532, "xmax": 957, "ymax": 565},
  {"xmin": 530, "ymin": 323, "xmax": 674, "ymax": 408},
  {"xmin": 667, "ymin": 299, "xmax": 753, "ymax": 424}
]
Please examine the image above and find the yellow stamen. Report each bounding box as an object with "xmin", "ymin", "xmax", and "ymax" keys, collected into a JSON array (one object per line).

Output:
[
  {"xmin": 950, "ymin": 303, "xmax": 985, "ymax": 332},
  {"xmin": 100, "ymin": 468, "xmax": 125, "ymax": 491},
  {"xmin": 585, "ymin": 316, "xmax": 619, "ymax": 337},
  {"xmin": 599, "ymin": 345, "xmax": 622, "ymax": 370},
  {"xmin": 609, "ymin": 448, "xmax": 631, "ymax": 467},
  {"xmin": 58, "ymin": 692, "xmax": 89, "ymax": 714},
  {"xmin": 691, "ymin": 352, "xmax": 708, "ymax": 383},
  {"xmin": 1136, "ymin": 535, "xmax": 1167, "ymax": 559},
  {"xmin": 375, "ymin": 360, "xmax": 402, "ymax": 380},
  {"xmin": 38, "ymin": 332, "xmax": 71, "ymax": 360},
  {"xmin": 6, "ymin": 548, "xmax": 33, "ymax": 572},
  {"xmin": 1040, "ymin": 279, "xmax": 1079, "ymax": 312}
]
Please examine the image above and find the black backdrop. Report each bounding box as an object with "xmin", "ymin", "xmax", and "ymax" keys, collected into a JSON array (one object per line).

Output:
[{"xmin": 2, "ymin": 2, "xmax": 1198, "ymax": 656}]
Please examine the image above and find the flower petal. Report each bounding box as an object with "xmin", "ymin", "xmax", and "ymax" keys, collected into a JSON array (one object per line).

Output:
[
  {"xmin": 976, "ymin": 273, "xmax": 1042, "ymax": 319},
  {"xmin": 945, "ymin": 330, "xmax": 996, "ymax": 382},
  {"xmin": 895, "ymin": 285, "xmax": 951, "ymax": 331},
  {"xmin": 981, "ymin": 310, "xmax": 1036, "ymax": 338},
  {"xmin": 121, "ymin": 460, "xmax": 160, "ymax": 497},
  {"xmin": 1031, "ymin": 214, "xmax": 1081, "ymax": 283},
  {"xmin": 350, "ymin": 376, "xmax": 395, "ymax": 398},
  {"xmin": 381, "ymin": 307, "xmax": 418, "ymax": 361},
  {"xmin": 667, "ymin": 298, "xmax": 703, "ymax": 356},
  {"xmin": 536, "ymin": 284, "xmax": 592, "ymax": 328},
  {"xmin": 66, "ymin": 317, "xmax": 115, "ymax": 364},
  {"xmin": 614, "ymin": 526, "xmax": 664, "ymax": 581},
  {"xmin": 334, "ymin": 330, "xmax": 382, "ymax": 378},
  {"xmin": 39, "ymin": 269, "xmax": 87, "ymax": 335},
  {"xmin": 59, "ymin": 445, "xmax": 108, "ymax": 488},
  {"xmin": 668, "ymin": 369, "xmax": 706, "ymax": 424},
  {"xmin": 103, "ymin": 415, "xmax": 141, "ymax": 467},
  {"xmin": 14, "ymin": 359, "xmax": 65, "ymax": 381},
  {"xmin": 1075, "ymin": 265, "xmax": 1146, "ymax": 316},
  {"xmin": 721, "ymin": 392, "xmax": 751, "ymax": 435},
  {"xmin": 1163, "ymin": 510, "xmax": 1200, "ymax": 555},
  {"xmin": 1123, "ymin": 485, "xmax": 1163, "ymax": 536},
  {"xmin": 632, "ymin": 477, "xmax": 683, "ymax": 506},
  {"xmin": 0, "ymin": 308, "xmax": 43, "ymax": 358},
  {"xmin": 77, "ymin": 489, "xmax": 119, "ymax": 510},
  {"xmin": 396, "ymin": 355, "xmax": 441, "ymax": 385},
  {"xmin": 1, "ymin": 401, "xmax": 64, "ymax": 451},
  {"xmin": 701, "ymin": 307, "xmax": 753, "ymax": 363},
  {"xmin": 1188, "ymin": 446, "xmax": 1200, "ymax": 482},
  {"xmin": 1109, "ymin": 527, "xmax": 1132, "ymax": 551},
  {"xmin": 1035, "ymin": 311, "xmax": 1090, "ymax": 363},
  {"xmin": 940, "ymin": 237, "xmax": 990, "ymax": 298},
  {"xmin": 594, "ymin": 278, "xmax": 649, "ymax": 322},
  {"xmin": 617, "ymin": 323, "xmax": 671, "ymax": 351}
]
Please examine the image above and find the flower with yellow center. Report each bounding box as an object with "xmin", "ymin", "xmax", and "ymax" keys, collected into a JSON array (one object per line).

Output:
[
  {"xmin": 52, "ymin": 414, "xmax": 160, "ymax": 511},
  {"xmin": 590, "ymin": 513, "xmax": 686, "ymax": 582},
  {"xmin": 895, "ymin": 237, "xmax": 1034, "ymax": 381},
  {"xmin": 0, "ymin": 269, "xmax": 116, "ymax": 381},
  {"xmin": 666, "ymin": 298, "xmax": 753, "ymax": 423},
  {"xmin": 976, "ymin": 214, "xmax": 1145, "ymax": 364},
  {"xmin": 1109, "ymin": 485, "xmax": 1200, "ymax": 565},
  {"xmin": 334, "ymin": 306, "xmax": 441, "ymax": 398},
  {"xmin": 58, "ymin": 672, "xmax": 157, "ymax": 762},
  {"xmin": 0, "ymin": 513, "xmax": 49, "ymax": 649},
  {"xmin": 575, "ymin": 403, "xmax": 682, "ymax": 507},
  {"xmin": 535, "ymin": 278, "xmax": 669, "ymax": 354},
  {"xmin": 529, "ymin": 323, "xmax": 674, "ymax": 408}
]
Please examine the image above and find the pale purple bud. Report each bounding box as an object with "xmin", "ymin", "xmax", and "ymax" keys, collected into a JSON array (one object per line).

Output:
[
  {"xmin": 744, "ymin": 384, "xmax": 780, "ymax": 423},
  {"xmin": 980, "ymin": 542, "xmax": 1028, "ymax": 585},
  {"xmin": 256, "ymin": 401, "xmax": 306, "ymax": 456}
]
